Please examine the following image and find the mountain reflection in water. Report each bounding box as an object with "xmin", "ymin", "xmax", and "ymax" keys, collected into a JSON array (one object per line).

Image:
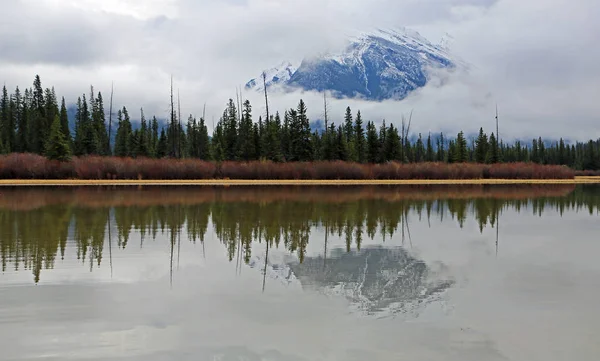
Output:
[{"xmin": 0, "ymin": 184, "xmax": 598, "ymax": 287}]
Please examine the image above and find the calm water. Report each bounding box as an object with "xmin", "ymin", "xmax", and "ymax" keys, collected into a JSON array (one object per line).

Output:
[{"xmin": 1, "ymin": 185, "xmax": 599, "ymax": 361}]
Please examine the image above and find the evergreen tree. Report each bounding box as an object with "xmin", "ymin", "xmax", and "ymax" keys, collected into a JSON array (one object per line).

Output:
[
  {"xmin": 0, "ymin": 86, "xmax": 15, "ymax": 152},
  {"xmin": 487, "ymin": 133, "xmax": 500, "ymax": 164},
  {"xmin": 280, "ymin": 111, "xmax": 291, "ymax": 161},
  {"xmin": 426, "ymin": 132, "xmax": 434, "ymax": 162},
  {"xmin": 312, "ymin": 130, "xmax": 323, "ymax": 160},
  {"xmin": 0, "ymin": 86, "xmax": 8, "ymax": 151},
  {"xmin": 385, "ymin": 124, "xmax": 401, "ymax": 161},
  {"xmin": 415, "ymin": 133, "xmax": 425, "ymax": 162},
  {"xmin": 325, "ymin": 123, "xmax": 337, "ymax": 160},
  {"xmin": 253, "ymin": 122, "xmax": 260, "ymax": 160},
  {"xmin": 45, "ymin": 115, "xmax": 71, "ymax": 161},
  {"xmin": 366, "ymin": 121, "xmax": 379, "ymax": 163},
  {"xmin": 31, "ymin": 75, "xmax": 46, "ymax": 153},
  {"xmin": 93, "ymin": 91, "xmax": 109, "ymax": 155},
  {"xmin": 335, "ymin": 125, "xmax": 349, "ymax": 161},
  {"xmin": 137, "ymin": 109, "xmax": 149, "ymax": 157},
  {"xmin": 296, "ymin": 99, "xmax": 312, "ymax": 161},
  {"xmin": 354, "ymin": 111, "xmax": 365, "ymax": 163},
  {"xmin": 343, "ymin": 107, "xmax": 354, "ymax": 141},
  {"xmin": 264, "ymin": 113, "xmax": 282, "ymax": 162},
  {"xmin": 238, "ymin": 100, "xmax": 256, "ymax": 160},
  {"xmin": 447, "ymin": 140, "xmax": 457, "ymax": 163},
  {"xmin": 156, "ymin": 128, "xmax": 168, "ymax": 158},
  {"xmin": 378, "ymin": 121, "xmax": 387, "ymax": 162},
  {"xmin": 474, "ymin": 127, "xmax": 489, "ymax": 163},
  {"xmin": 538, "ymin": 137, "xmax": 546, "ymax": 164},
  {"xmin": 74, "ymin": 94, "xmax": 97, "ymax": 155},
  {"xmin": 114, "ymin": 108, "xmax": 132, "ymax": 157},
  {"xmin": 211, "ymin": 122, "xmax": 225, "ymax": 161},
  {"xmin": 223, "ymin": 99, "xmax": 238, "ymax": 160},
  {"xmin": 16, "ymin": 87, "xmax": 29, "ymax": 152},
  {"xmin": 59, "ymin": 97, "xmax": 71, "ymax": 144},
  {"xmin": 150, "ymin": 116, "xmax": 159, "ymax": 157},
  {"xmin": 43, "ymin": 88, "xmax": 58, "ymax": 146},
  {"xmin": 198, "ymin": 117, "xmax": 210, "ymax": 160},
  {"xmin": 437, "ymin": 133, "xmax": 445, "ymax": 162},
  {"xmin": 454, "ymin": 131, "xmax": 468, "ymax": 163},
  {"xmin": 187, "ymin": 115, "xmax": 198, "ymax": 158}
]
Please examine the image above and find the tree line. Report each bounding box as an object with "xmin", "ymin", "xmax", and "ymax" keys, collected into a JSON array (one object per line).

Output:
[{"xmin": 1, "ymin": 76, "xmax": 599, "ymax": 169}]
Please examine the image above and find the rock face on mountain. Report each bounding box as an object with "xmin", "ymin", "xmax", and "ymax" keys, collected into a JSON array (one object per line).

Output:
[{"xmin": 245, "ymin": 28, "xmax": 456, "ymax": 101}]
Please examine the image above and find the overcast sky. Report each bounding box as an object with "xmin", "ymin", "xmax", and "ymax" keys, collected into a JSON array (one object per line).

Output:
[{"xmin": 1, "ymin": 0, "xmax": 599, "ymax": 140}]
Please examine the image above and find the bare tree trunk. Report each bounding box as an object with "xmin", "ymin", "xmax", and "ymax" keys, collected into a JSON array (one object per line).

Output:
[
  {"xmin": 263, "ymin": 72, "xmax": 270, "ymax": 126},
  {"xmin": 170, "ymin": 75, "xmax": 175, "ymax": 158},
  {"xmin": 323, "ymin": 92, "xmax": 328, "ymax": 136},
  {"xmin": 107, "ymin": 82, "xmax": 114, "ymax": 154},
  {"xmin": 178, "ymin": 89, "xmax": 182, "ymax": 158},
  {"xmin": 496, "ymin": 104, "xmax": 500, "ymax": 156}
]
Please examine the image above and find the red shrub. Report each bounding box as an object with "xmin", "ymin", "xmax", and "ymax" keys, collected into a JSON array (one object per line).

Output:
[{"xmin": 0, "ymin": 154, "xmax": 577, "ymax": 180}]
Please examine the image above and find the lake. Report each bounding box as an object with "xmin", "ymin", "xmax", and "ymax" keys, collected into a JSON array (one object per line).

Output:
[{"xmin": 1, "ymin": 185, "xmax": 599, "ymax": 360}]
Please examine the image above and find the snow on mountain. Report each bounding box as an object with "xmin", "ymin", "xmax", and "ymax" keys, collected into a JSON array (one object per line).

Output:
[
  {"xmin": 245, "ymin": 27, "xmax": 458, "ymax": 101},
  {"xmin": 245, "ymin": 61, "xmax": 299, "ymax": 92}
]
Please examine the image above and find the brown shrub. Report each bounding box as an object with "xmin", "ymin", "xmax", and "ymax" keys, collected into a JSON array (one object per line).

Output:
[
  {"xmin": 575, "ymin": 170, "xmax": 600, "ymax": 177},
  {"xmin": 0, "ymin": 154, "xmax": 576, "ymax": 180}
]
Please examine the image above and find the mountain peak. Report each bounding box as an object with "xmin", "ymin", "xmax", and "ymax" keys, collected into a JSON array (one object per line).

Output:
[{"xmin": 245, "ymin": 27, "xmax": 457, "ymax": 101}]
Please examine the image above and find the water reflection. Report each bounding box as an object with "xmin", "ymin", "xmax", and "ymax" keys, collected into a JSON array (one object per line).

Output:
[
  {"xmin": 2, "ymin": 185, "xmax": 600, "ymax": 360},
  {"xmin": 1, "ymin": 185, "xmax": 598, "ymax": 286}
]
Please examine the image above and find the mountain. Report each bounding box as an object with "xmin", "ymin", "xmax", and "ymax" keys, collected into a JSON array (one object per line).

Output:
[
  {"xmin": 245, "ymin": 61, "xmax": 298, "ymax": 92},
  {"xmin": 245, "ymin": 28, "xmax": 457, "ymax": 101}
]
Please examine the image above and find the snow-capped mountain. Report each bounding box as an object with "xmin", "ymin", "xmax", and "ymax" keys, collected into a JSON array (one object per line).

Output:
[
  {"xmin": 245, "ymin": 27, "xmax": 457, "ymax": 101},
  {"xmin": 245, "ymin": 61, "xmax": 299, "ymax": 92}
]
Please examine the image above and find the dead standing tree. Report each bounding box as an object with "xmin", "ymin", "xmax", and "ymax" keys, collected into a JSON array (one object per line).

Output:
[{"xmin": 107, "ymin": 82, "xmax": 114, "ymax": 154}]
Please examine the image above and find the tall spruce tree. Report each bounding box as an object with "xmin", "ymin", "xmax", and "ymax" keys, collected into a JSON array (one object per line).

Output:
[
  {"xmin": 239, "ymin": 100, "xmax": 256, "ymax": 160},
  {"xmin": 45, "ymin": 115, "xmax": 72, "ymax": 161},
  {"xmin": 0, "ymin": 86, "xmax": 13, "ymax": 152},
  {"xmin": 454, "ymin": 131, "xmax": 468, "ymax": 163},
  {"xmin": 296, "ymin": 99, "xmax": 312, "ymax": 161},
  {"xmin": 264, "ymin": 112, "xmax": 282, "ymax": 162},
  {"xmin": 16, "ymin": 87, "xmax": 29, "ymax": 152},
  {"xmin": 475, "ymin": 128, "xmax": 489, "ymax": 163},
  {"xmin": 224, "ymin": 99, "xmax": 238, "ymax": 160},
  {"xmin": 114, "ymin": 107, "xmax": 132, "ymax": 157},
  {"xmin": 59, "ymin": 97, "xmax": 71, "ymax": 144},
  {"xmin": 93, "ymin": 91, "xmax": 109, "ymax": 155},
  {"xmin": 354, "ymin": 111, "xmax": 365, "ymax": 163},
  {"xmin": 366, "ymin": 121, "xmax": 379, "ymax": 163},
  {"xmin": 31, "ymin": 75, "xmax": 46, "ymax": 153},
  {"xmin": 385, "ymin": 124, "xmax": 401, "ymax": 161},
  {"xmin": 426, "ymin": 133, "xmax": 434, "ymax": 162},
  {"xmin": 336, "ymin": 125, "xmax": 349, "ymax": 161},
  {"xmin": 487, "ymin": 132, "xmax": 500, "ymax": 164},
  {"xmin": 156, "ymin": 128, "xmax": 168, "ymax": 158}
]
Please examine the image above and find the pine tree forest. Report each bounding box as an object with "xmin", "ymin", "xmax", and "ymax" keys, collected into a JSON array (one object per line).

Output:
[{"xmin": 1, "ymin": 76, "xmax": 599, "ymax": 171}]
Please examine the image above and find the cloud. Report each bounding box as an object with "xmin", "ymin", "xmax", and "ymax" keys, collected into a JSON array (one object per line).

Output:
[{"xmin": 0, "ymin": 0, "xmax": 598, "ymax": 140}]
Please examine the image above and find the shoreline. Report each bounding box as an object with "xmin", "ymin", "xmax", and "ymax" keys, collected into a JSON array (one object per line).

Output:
[{"xmin": 0, "ymin": 177, "xmax": 599, "ymax": 186}]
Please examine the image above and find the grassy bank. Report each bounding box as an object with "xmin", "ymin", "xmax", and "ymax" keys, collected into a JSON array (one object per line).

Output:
[{"xmin": 0, "ymin": 153, "xmax": 581, "ymax": 181}]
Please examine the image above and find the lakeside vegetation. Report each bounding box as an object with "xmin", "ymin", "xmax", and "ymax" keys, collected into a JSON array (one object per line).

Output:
[
  {"xmin": 0, "ymin": 153, "xmax": 578, "ymax": 180},
  {"xmin": 1, "ymin": 75, "xmax": 599, "ymax": 179}
]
